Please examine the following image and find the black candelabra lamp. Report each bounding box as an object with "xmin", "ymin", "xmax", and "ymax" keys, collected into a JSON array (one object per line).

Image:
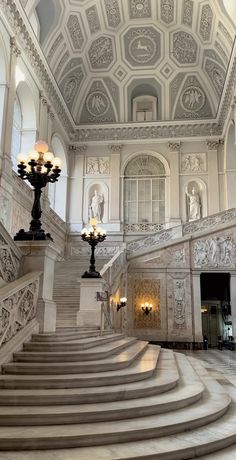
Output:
[
  {"xmin": 141, "ymin": 302, "xmax": 153, "ymax": 315},
  {"xmin": 117, "ymin": 297, "xmax": 127, "ymax": 312},
  {"xmin": 81, "ymin": 219, "xmax": 106, "ymax": 278},
  {"xmin": 14, "ymin": 140, "xmax": 62, "ymax": 241}
]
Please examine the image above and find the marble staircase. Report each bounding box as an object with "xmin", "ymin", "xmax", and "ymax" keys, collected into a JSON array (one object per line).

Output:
[{"xmin": 0, "ymin": 329, "xmax": 236, "ymax": 457}]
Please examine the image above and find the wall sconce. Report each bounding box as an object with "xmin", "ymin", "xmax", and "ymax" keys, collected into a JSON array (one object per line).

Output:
[
  {"xmin": 117, "ymin": 297, "xmax": 127, "ymax": 312},
  {"xmin": 141, "ymin": 302, "xmax": 153, "ymax": 315}
]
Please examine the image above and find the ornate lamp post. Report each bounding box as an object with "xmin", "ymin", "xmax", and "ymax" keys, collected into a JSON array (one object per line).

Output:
[
  {"xmin": 14, "ymin": 140, "xmax": 62, "ymax": 241},
  {"xmin": 81, "ymin": 218, "xmax": 106, "ymax": 278}
]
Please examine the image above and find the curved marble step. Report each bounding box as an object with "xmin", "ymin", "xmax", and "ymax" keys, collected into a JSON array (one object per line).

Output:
[
  {"xmin": 2, "ymin": 341, "xmax": 147, "ymax": 375},
  {"xmin": 0, "ymin": 353, "xmax": 203, "ymax": 425},
  {"xmin": 0, "ymin": 345, "xmax": 158, "ymax": 389},
  {"xmin": 0, "ymin": 385, "xmax": 230, "ymax": 450},
  {"xmin": 31, "ymin": 330, "xmax": 110, "ymax": 342},
  {"xmin": 23, "ymin": 333, "xmax": 125, "ymax": 352},
  {"xmin": 0, "ymin": 348, "xmax": 178, "ymax": 405},
  {"xmin": 14, "ymin": 337, "xmax": 136, "ymax": 363}
]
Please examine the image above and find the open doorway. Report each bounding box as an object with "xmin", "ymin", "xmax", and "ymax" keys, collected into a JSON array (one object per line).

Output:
[{"xmin": 200, "ymin": 273, "xmax": 232, "ymax": 347}]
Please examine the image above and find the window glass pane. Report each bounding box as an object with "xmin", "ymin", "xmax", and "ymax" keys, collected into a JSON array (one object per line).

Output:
[
  {"xmin": 138, "ymin": 202, "xmax": 151, "ymax": 222},
  {"xmin": 160, "ymin": 179, "xmax": 165, "ymax": 200},
  {"xmin": 152, "ymin": 179, "xmax": 159, "ymax": 200}
]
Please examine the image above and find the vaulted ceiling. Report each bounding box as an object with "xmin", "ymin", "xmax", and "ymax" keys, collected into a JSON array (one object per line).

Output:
[{"xmin": 22, "ymin": 0, "xmax": 236, "ymax": 126}]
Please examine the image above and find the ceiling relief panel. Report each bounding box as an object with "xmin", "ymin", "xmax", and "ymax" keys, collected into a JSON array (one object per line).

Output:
[
  {"xmin": 104, "ymin": 0, "xmax": 121, "ymax": 28},
  {"xmin": 47, "ymin": 33, "xmax": 64, "ymax": 63},
  {"xmin": 173, "ymin": 75, "xmax": 213, "ymax": 120},
  {"xmin": 182, "ymin": 0, "xmax": 193, "ymax": 27},
  {"xmin": 86, "ymin": 5, "xmax": 101, "ymax": 34},
  {"xmin": 123, "ymin": 26, "xmax": 162, "ymax": 68},
  {"xmin": 160, "ymin": 0, "xmax": 175, "ymax": 25},
  {"xmin": 128, "ymin": 0, "xmax": 152, "ymax": 19},
  {"xmin": 79, "ymin": 80, "xmax": 117, "ymax": 124},
  {"xmin": 204, "ymin": 60, "xmax": 226, "ymax": 97},
  {"xmin": 171, "ymin": 31, "xmax": 198, "ymax": 65},
  {"xmin": 199, "ymin": 4, "xmax": 213, "ymax": 42},
  {"xmin": 59, "ymin": 66, "xmax": 85, "ymax": 114},
  {"xmin": 88, "ymin": 36, "xmax": 115, "ymax": 70},
  {"xmin": 66, "ymin": 14, "xmax": 85, "ymax": 50}
]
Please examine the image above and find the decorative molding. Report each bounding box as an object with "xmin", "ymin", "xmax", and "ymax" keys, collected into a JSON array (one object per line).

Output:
[
  {"xmin": 108, "ymin": 144, "xmax": 123, "ymax": 153},
  {"xmin": 10, "ymin": 36, "xmax": 21, "ymax": 57},
  {"xmin": 124, "ymin": 223, "xmax": 164, "ymax": 233},
  {"xmin": 168, "ymin": 142, "xmax": 181, "ymax": 152},
  {"xmin": 183, "ymin": 208, "xmax": 236, "ymax": 235},
  {"xmin": 206, "ymin": 140, "xmax": 220, "ymax": 150}
]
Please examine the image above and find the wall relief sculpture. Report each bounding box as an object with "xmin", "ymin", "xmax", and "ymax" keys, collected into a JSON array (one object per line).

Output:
[
  {"xmin": 87, "ymin": 157, "xmax": 110, "ymax": 175},
  {"xmin": 194, "ymin": 235, "xmax": 236, "ymax": 268},
  {"xmin": 174, "ymin": 280, "xmax": 185, "ymax": 326},
  {"xmin": 181, "ymin": 153, "xmax": 206, "ymax": 172}
]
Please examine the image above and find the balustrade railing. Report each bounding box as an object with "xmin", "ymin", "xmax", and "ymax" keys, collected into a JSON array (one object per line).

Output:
[
  {"xmin": 0, "ymin": 221, "xmax": 21, "ymax": 284},
  {"xmin": 0, "ymin": 271, "xmax": 41, "ymax": 348},
  {"xmin": 100, "ymin": 245, "xmax": 127, "ymax": 294}
]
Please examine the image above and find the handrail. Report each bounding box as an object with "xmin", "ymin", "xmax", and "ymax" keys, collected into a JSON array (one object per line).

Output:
[
  {"xmin": 0, "ymin": 271, "xmax": 41, "ymax": 347},
  {"xmin": 100, "ymin": 244, "xmax": 126, "ymax": 277}
]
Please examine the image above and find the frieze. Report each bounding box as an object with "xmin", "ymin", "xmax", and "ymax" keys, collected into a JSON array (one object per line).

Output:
[
  {"xmin": 160, "ymin": 0, "xmax": 174, "ymax": 25},
  {"xmin": 104, "ymin": 0, "xmax": 121, "ymax": 28},
  {"xmin": 127, "ymin": 228, "xmax": 174, "ymax": 254},
  {"xmin": 193, "ymin": 235, "xmax": 236, "ymax": 268},
  {"xmin": 86, "ymin": 157, "xmax": 110, "ymax": 175},
  {"xmin": 129, "ymin": 0, "xmax": 151, "ymax": 19},
  {"xmin": 183, "ymin": 208, "xmax": 236, "ymax": 235},
  {"xmin": 181, "ymin": 153, "xmax": 206, "ymax": 172}
]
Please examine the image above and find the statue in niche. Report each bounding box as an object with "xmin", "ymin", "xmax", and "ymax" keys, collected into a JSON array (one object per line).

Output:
[
  {"xmin": 186, "ymin": 186, "xmax": 201, "ymax": 221},
  {"xmin": 90, "ymin": 190, "xmax": 104, "ymax": 222}
]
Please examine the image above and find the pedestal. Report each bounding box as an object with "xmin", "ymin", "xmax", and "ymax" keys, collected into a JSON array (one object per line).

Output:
[
  {"xmin": 16, "ymin": 241, "xmax": 60, "ymax": 332},
  {"xmin": 77, "ymin": 278, "xmax": 107, "ymax": 327}
]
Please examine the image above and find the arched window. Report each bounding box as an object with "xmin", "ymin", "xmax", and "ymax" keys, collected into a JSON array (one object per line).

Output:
[
  {"xmin": 124, "ymin": 154, "xmax": 166, "ymax": 224},
  {"xmin": 133, "ymin": 95, "xmax": 157, "ymax": 122},
  {"xmin": 48, "ymin": 135, "xmax": 67, "ymax": 221},
  {"xmin": 11, "ymin": 96, "xmax": 23, "ymax": 172}
]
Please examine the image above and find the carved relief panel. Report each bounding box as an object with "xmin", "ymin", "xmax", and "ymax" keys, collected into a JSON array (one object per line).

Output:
[
  {"xmin": 193, "ymin": 234, "xmax": 236, "ymax": 268},
  {"xmin": 181, "ymin": 153, "xmax": 206, "ymax": 172},
  {"xmin": 86, "ymin": 157, "xmax": 110, "ymax": 175}
]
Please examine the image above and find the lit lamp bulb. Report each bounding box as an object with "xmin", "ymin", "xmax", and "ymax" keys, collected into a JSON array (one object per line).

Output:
[
  {"xmin": 52, "ymin": 157, "xmax": 62, "ymax": 168},
  {"xmin": 17, "ymin": 153, "xmax": 28, "ymax": 164},
  {"xmin": 34, "ymin": 140, "xmax": 49, "ymax": 154},
  {"xmin": 89, "ymin": 218, "xmax": 97, "ymax": 227},
  {"xmin": 28, "ymin": 150, "xmax": 39, "ymax": 161},
  {"xmin": 44, "ymin": 151, "xmax": 54, "ymax": 163},
  {"xmin": 81, "ymin": 228, "xmax": 87, "ymax": 235}
]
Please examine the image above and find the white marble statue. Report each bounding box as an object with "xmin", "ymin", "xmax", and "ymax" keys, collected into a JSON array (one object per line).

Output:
[
  {"xmin": 90, "ymin": 190, "xmax": 104, "ymax": 222},
  {"xmin": 186, "ymin": 187, "xmax": 201, "ymax": 221}
]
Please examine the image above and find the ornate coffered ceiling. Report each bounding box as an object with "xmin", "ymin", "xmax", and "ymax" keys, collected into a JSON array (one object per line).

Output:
[{"xmin": 19, "ymin": 0, "xmax": 235, "ymax": 131}]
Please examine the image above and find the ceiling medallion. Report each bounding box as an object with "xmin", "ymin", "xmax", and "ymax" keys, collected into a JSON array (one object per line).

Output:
[{"xmin": 180, "ymin": 86, "xmax": 205, "ymax": 113}]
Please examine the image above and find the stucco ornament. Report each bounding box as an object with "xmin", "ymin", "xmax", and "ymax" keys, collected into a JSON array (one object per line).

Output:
[
  {"xmin": 87, "ymin": 157, "xmax": 110, "ymax": 175},
  {"xmin": 181, "ymin": 86, "xmax": 205, "ymax": 112},
  {"xmin": 194, "ymin": 236, "xmax": 236, "ymax": 268},
  {"xmin": 174, "ymin": 280, "xmax": 185, "ymax": 326}
]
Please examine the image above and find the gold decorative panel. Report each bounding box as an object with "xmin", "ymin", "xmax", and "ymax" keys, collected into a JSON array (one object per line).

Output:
[{"xmin": 134, "ymin": 279, "xmax": 161, "ymax": 328}]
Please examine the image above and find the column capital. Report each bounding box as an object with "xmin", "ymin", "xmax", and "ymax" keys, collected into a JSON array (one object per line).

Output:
[
  {"xmin": 108, "ymin": 144, "xmax": 123, "ymax": 153},
  {"xmin": 69, "ymin": 144, "xmax": 87, "ymax": 154},
  {"xmin": 206, "ymin": 140, "xmax": 220, "ymax": 150},
  {"xmin": 39, "ymin": 91, "xmax": 48, "ymax": 106},
  {"xmin": 168, "ymin": 141, "xmax": 182, "ymax": 152}
]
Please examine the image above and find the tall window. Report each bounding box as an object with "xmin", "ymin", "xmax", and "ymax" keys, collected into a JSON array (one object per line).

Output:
[
  {"xmin": 124, "ymin": 155, "xmax": 166, "ymax": 224},
  {"xmin": 132, "ymin": 96, "xmax": 157, "ymax": 121},
  {"xmin": 11, "ymin": 96, "xmax": 23, "ymax": 172}
]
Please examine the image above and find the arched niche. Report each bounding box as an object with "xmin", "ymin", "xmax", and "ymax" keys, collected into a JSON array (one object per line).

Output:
[
  {"xmin": 224, "ymin": 121, "xmax": 236, "ymax": 208},
  {"xmin": 126, "ymin": 78, "xmax": 162, "ymax": 122},
  {"xmin": 84, "ymin": 182, "xmax": 108, "ymax": 224},
  {"xmin": 48, "ymin": 134, "xmax": 68, "ymax": 221},
  {"xmin": 184, "ymin": 178, "xmax": 207, "ymax": 222},
  {"xmin": 11, "ymin": 81, "xmax": 37, "ymax": 171}
]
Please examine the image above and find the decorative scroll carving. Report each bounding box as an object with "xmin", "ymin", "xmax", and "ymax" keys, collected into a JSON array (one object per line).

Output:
[
  {"xmin": 129, "ymin": 0, "xmax": 151, "ymax": 19},
  {"xmin": 174, "ymin": 280, "xmax": 185, "ymax": 326},
  {"xmin": 183, "ymin": 208, "xmax": 236, "ymax": 235},
  {"xmin": 67, "ymin": 15, "xmax": 84, "ymax": 50},
  {"xmin": 104, "ymin": 0, "xmax": 121, "ymax": 27},
  {"xmin": 86, "ymin": 5, "xmax": 101, "ymax": 34},
  {"xmin": 0, "ymin": 230, "xmax": 20, "ymax": 283},
  {"xmin": 168, "ymin": 142, "xmax": 181, "ymax": 151},
  {"xmin": 71, "ymin": 245, "xmax": 118, "ymax": 257},
  {"xmin": 134, "ymin": 279, "xmax": 161, "ymax": 329},
  {"xmin": 108, "ymin": 144, "xmax": 123, "ymax": 153},
  {"xmin": 206, "ymin": 140, "xmax": 219, "ymax": 150},
  {"xmin": 0, "ymin": 279, "xmax": 39, "ymax": 347},
  {"xmin": 182, "ymin": 0, "xmax": 193, "ymax": 26},
  {"xmin": 127, "ymin": 228, "xmax": 175, "ymax": 254},
  {"xmin": 86, "ymin": 157, "xmax": 110, "ymax": 175},
  {"xmin": 193, "ymin": 235, "xmax": 236, "ymax": 268},
  {"xmin": 124, "ymin": 223, "xmax": 164, "ymax": 233},
  {"xmin": 181, "ymin": 153, "xmax": 206, "ymax": 172},
  {"xmin": 199, "ymin": 4, "xmax": 213, "ymax": 41},
  {"xmin": 173, "ymin": 248, "xmax": 185, "ymax": 264},
  {"xmin": 161, "ymin": 0, "xmax": 174, "ymax": 24}
]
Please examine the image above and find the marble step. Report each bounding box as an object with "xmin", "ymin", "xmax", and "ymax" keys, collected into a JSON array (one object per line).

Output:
[
  {"xmin": 14, "ymin": 337, "xmax": 137, "ymax": 362},
  {"xmin": 0, "ymin": 367, "xmax": 203, "ymax": 426},
  {"xmin": 2, "ymin": 341, "xmax": 148, "ymax": 375},
  {"xmin": 0, "ymin": 345, "xmax": 158, "ymax": 389},
  {"xmin": 31, "ymin": 330, "xmax": 111, "ymax": 342},
  {"xmin": 0, "ymin": 379, "xmax": 229, "ymax": 450},
  {"xmin": 0, "ymin": 347, "xmax": 169, "ymax": 406},
  {"xmin": 23, "ymin": 333, "xmax": 125, "ymax": 352}
]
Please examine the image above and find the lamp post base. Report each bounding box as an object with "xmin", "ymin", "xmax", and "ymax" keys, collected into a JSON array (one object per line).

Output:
[
  {"xmin": 82, "ymin": 270, "xmax": 101, "ymax": 279},
  {"xmin": 14, "ymin": 228, "xmax": 53, "ymax": 241}
]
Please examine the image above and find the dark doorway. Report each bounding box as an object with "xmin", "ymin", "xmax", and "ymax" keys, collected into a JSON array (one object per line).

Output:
[{"xmin": 200, "ymin": 273, "xmax": 231, "ymax": 347}]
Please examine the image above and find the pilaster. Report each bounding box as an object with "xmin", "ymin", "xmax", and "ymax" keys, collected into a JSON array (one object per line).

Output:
[{"xmin": 206, "ymin": 140, "xmax": 220, "ymax": 215}]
